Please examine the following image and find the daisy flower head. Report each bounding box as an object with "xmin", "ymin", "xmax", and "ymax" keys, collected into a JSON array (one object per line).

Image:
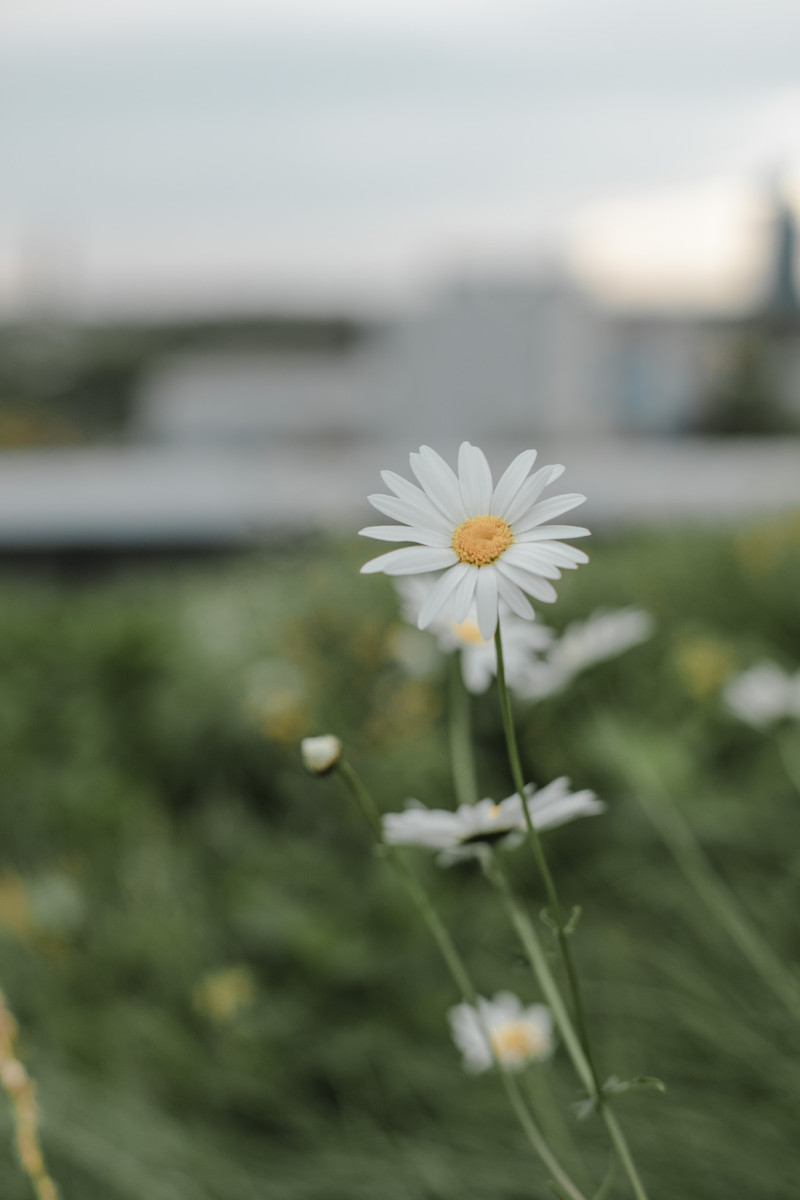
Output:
[
  {"xmin": 552, "ymin": 608, "xmax": 654, "ymax": 675},
  {"xmin": 382, "ymin": 777, "xmax": 604, "ymax": 866},
  {"xmin": 394, "ymin": 574, "xmax": 553, "ymax": 694},
  {"xmin": 514, "ymin": 607, "xmax": 654, "ymax": 702},
  {"xmin": 360, "ymin": 443, "xmax": 590, "ymax": 641},
  {"xmin": 449, "ymin": 992, "xmax": 554, "ymax": 1073},
  {"xmin": 723, "ymin": 661, "xmax": 800, "ymax": 728}
]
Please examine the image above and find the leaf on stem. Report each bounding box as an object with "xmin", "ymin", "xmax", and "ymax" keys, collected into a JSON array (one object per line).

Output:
[
  {"xmin": 540, "ymin": 905, "xmax": 583, "ymax": 938},
  {"xmin": 564, "ymin": 905, "xmax": 583, "ymax": 936},
  {"xmin": 572, "ymin": 1074, "xmax": 665, "ymax": 1120},
  {"xmin": 603, "ymin": 1074, "xmax": 666, "ymax": 1098}
]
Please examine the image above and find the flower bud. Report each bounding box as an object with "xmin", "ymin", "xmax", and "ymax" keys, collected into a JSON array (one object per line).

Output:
[
  {"xmin": 300, "ymin": 735, "xmax": 342, "ymax": 775},
  {"xmin": 0, "ymin": 1059, "xmax": 28, "ymax": 1095}
]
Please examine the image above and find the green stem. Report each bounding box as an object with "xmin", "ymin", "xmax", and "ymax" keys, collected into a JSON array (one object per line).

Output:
[
  {"xmin": 525, "ymin": 1068, "xmax": 588, "ymax": 1188},
  {"xmin": 777, "ymin": 729, "xmax": 800, "ymax": 799},
  {"xmin": 336, "ymin": 759, "xmax": 590, "ymax": 1200},
  {"xmin": 448, "ymin": 653, "xmax": 480, "ymax": 807},
  {"xmin": 603, "ymin": 723, "xmax": 800, "ymax": 1023},
  {"xmin": 493, "ymin": 627, "xmax": 651, "ymax": 1200},
  {"xmin": 486, "ymin": 854, "xmax": 651, "ymax": 1200},
  {"xmin": 494, "ymin": 626, "xmax": 597, "ymax": 1071},
  {"xmin": 485, "ymin": 854, "xmax": 595, "ymax": 1095}
]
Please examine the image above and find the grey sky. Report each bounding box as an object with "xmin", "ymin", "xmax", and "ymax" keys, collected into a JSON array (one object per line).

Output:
[{"xmin": 2, "ymin": 0, "xmax": 800, "ymax": 313}]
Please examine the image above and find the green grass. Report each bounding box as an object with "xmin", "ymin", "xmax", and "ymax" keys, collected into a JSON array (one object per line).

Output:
[{"xmin": 0, "ymin": 514, "xmax": 799, "ymax": 1199}]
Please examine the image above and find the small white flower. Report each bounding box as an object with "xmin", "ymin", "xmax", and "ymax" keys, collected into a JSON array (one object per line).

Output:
[
  {"xmin": 514, "ymin": 608, "xmax": 654, "ymax": 701},
  {"xmin": 724, "ymin": 662, "xmax": 800, "ymax": 728},
  {"xmin": 300, "ymin": 735, "xmax": 342, "ymax": 775},
  {"xmin": 383, "ymin": 777, "xmax": 605, "ymax": 865},
  {"xmin": 360, "ymin": 442, "xmax": 589, "ymax": 641},
  {"xmin": 394, "ymin": 574, "xmax": 553, "ymax": 694},
  {"xmin": 449, "ymin": 992, "xmax": 554, "ymax": 1073}
]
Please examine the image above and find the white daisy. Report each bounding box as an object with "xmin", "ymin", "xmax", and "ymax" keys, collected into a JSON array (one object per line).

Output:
[
  {"xmin": 360, "ymin": 442, "xmax": 589, "ymax": 641},
  {"xmin": 394, "ymin": 574, "xmax": 554, "ymax": 695},
  {"xmin": 382, "ymin": 777, "xmax": 605, "ymax": 866},
  {"xmin": 514, "ymin": 608, "xmax": 654, "ymax": 701},
  {"xmin": 723, "ymin": 662, "xmax": 800, "ymax": 728},
  {"xmin": 449, "ymin": 991, "xmax": 554, "ymax": 1073}
]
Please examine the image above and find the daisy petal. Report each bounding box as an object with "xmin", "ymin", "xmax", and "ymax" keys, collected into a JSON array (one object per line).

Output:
[
  {"xmin": 535, "ymin": 541, "xmax": 590, "ymax": 567},
  {"xmin": 358, "ymin": 524, "xmax": 449, "ymax": 546},
  {"xmin": 490, "ymin": 449, "xmax": 538, "ymax": 517},
  {"xmin": 452, "ymin": 565, "xmax": 479, "ymax": 622},
  {"xmin": 515, "ymin": 524, "xmax": 590, "ymax": 542},
  {"xmin": 458, "ymin": 442, "xmax": 494, "ymax": 514},
  {"xmin": 502, "ymin": 544, "xmax": 563, "ymax": 579},
  {"xmin": 513, "ymin": 493, "xmax": 586, "ymax": 534},
  {"xmin": 360, "ymin": 547, "xmax": 459, "ymax": 575},
  {"xmin": 475, "ymin": 565, "xmax": 499, "ymax": 640},
  {"xmin": 418, "ymin": 562, "xmax": 472, "ymax": 629},
  {"xmin": 503, "ymin": 465, "xmax": 566, "ymax": 526},
  {"xmin": 496, "ymin": 560, "xmax": 558, "ymax": 603},
  {"xmin": 410, "ymin": 446, "xmax": 467, "ymax": 524},
  {"xmin": 380, "ymin": 471, "xmax": 453, "ymax": 532},
  {"xmin": 367, "ymin": 492, "xmax": 451, "ymax": 534},
  {"xmin": 496, "ymin": 573, "xmax": 535, "ymax": 619}
]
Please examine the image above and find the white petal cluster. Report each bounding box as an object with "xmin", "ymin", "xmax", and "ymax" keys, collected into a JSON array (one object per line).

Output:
[
  {"xmin": 300, "ymin": 735, "xmax": 342, "ymax": 775},
  {"xmin": 723, "ymin": 662, "xmax": 800, "ymax": 728},
  {"xmin": 360, "ymin": 443, "xmax": 589, "ymax": 641},
  {"xmin": 382, "ymin": 778, "xmax": 605, "ymax": 866},
  {"xmin": 394, "ymin": 574, "xmax": 553, "ymax": 694},
  {"xmin": 514, "ymin": 608, "xmax": 655, "ymax": 701},
  {"xmin": 449, "ymin": 992, "xmax": 554, "ymax": 1073}
]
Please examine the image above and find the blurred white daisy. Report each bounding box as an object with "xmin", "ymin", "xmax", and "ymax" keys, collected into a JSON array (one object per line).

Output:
[
  {"xmin": 383, "ymin": 777, "xmax": 604, "ymax": 866},
  {"xmin": 360, "ymin": 442, "xmax": 589, "ymax": 640},
  {"xmin": 394, "ymin": 574, "xmax": 553, "ymax": 694},
  {"xmin": 515, "ymin": 608, "xmax": 654, "ymax": 701},
  {"xmin": 723, "ymin": 662, "xmax": 800, "ymax": 728},
  {"xmin": 449, "ymin": 991, "xmax": 554, "ymax": 1073}
]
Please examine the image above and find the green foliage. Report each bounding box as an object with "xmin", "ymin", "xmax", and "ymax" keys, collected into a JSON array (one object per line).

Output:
[
  {"xmin": 0, "ymin": 317, "xmax": 362, "ymax": 445},
  {"xmin": 0, "ymin": 514, "xmax": 799, "ymax": 1198},
  {"xmin": 693, "ymin": 333, "xmax": 799, "ymax": 436}
]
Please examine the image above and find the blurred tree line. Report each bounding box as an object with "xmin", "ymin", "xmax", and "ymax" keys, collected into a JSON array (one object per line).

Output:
[{"xmin": 0, "ymin": 315, "xmax": 361, "ymax": 448}]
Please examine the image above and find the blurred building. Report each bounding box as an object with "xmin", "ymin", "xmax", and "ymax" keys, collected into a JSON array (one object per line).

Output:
[
  {"xmin": 135, "ymin": 275, "xmax": 609, "ymax": 448},
  {"xmin": 133, "ymin": 183, "xmax": 800, "ymax": 447},
  {"xmin": 1, "ymin": 180, "xmax": 800, "ymax": 553}
]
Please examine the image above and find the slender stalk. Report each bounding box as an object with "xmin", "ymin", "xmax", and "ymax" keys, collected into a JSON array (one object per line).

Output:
[
  {"xmin": 603, "ymin": 722, "xmax": 800, "ymax": 1022},
  {"xmin": 486, "ymin": 854, "xmax": 651, "ymax": 1200},
  {"xmin": 485, "ymin": 854, "xmax": 594, "ymax": 1093},
  {"xmin": 448, "ymin": 654, "xmax": 480, "ymax": 807},
  {"xmin": 494, "ymin": 625, "xmax": 597, "ymax": 1068},
  {"xmin": 493, "ymin": 626, "xmax": 651, "ymax": 1200},
  {"xmin": 0, "ymin": 990, "xmax": 59, "ymax": 1200},
  {"xmin": 777, "ymin": 729, "xmax": 800, "ymax": 799},
  {"xmin": 525, "ymin": 1069, "xmax": 588, "ymax": 1189},
  {"xmin": 336, "ymin": 759, "xmax": 590, "ymax": 1200}
]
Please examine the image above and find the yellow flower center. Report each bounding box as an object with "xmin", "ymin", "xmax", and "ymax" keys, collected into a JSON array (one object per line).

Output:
[
  {"xmin": 489, "ymin": 1020, "xmax": 546, "ymax": 1064},
  {"xmin": 451, "ymin": 515, "xmax": 513, "ymax": 567},
  {"xmin": 450, "ymin": 618, "xmax": 487, "ymax": 646}
]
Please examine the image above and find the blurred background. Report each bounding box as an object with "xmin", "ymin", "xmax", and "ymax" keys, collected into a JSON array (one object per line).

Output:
[{"xmin": 1, "ymin": 2, "xmax": 799, "ymax": 1197}]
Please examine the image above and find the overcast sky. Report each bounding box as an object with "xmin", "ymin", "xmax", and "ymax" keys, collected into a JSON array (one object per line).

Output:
[{"xmin": 3, "ymin": 0, "xmax": 800, "ymax": 315}]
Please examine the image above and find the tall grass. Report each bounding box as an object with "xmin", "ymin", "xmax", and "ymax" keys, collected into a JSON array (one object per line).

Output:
[{"xmin": 0, "ymin": 514, "xmax": 798, "ymax": 1197}]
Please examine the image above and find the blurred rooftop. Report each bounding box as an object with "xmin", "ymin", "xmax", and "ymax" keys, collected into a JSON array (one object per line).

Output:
[{"xmin": 0, "ymin": 437, "xmax": 798, "ymax": 555}]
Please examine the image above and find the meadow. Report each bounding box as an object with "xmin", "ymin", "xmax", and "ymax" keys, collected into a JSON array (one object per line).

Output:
[{"xmin": 0, "ymin": 514, "xmax": 799, "ymax": 1199}]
